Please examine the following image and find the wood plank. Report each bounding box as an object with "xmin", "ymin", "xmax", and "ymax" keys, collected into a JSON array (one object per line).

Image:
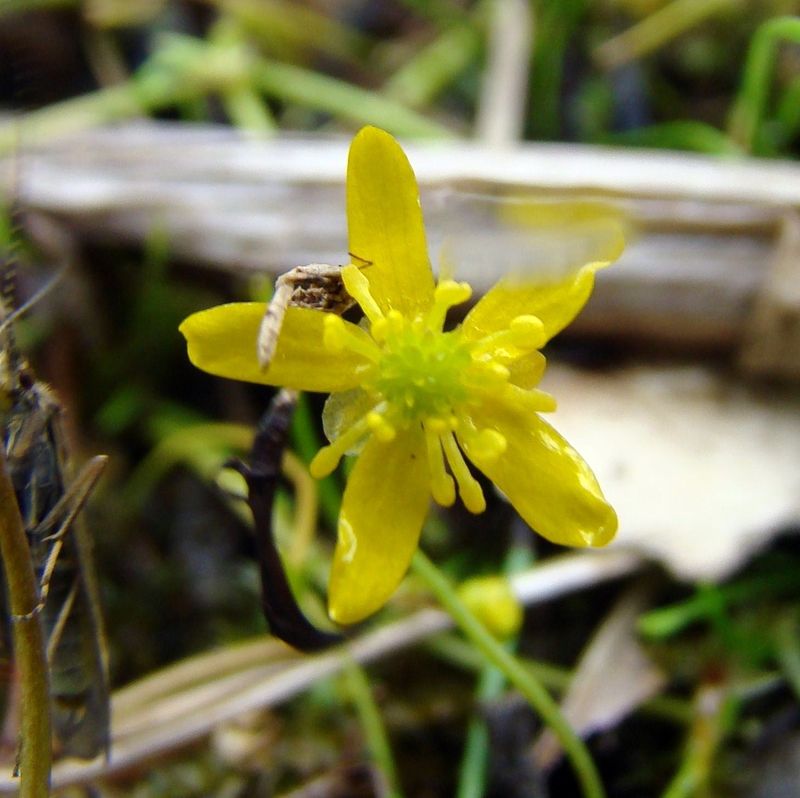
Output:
[{"xmin": 2, "ymin": 122, "xmax": 799, "ymax": 363}]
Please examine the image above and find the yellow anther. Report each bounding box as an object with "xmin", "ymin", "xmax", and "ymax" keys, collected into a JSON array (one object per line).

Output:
[
  {"xmin": 425, "ymin": 427, "xmax": 456, "ymax": 507},
  {"xmin": 441, "ymin": 432, "xmax": 486, "ymax": 514},
  {"xmin": 371, "ymin": 317, "xmax": 388, "ymax": 342},
  {"xmin": 309, "ymin": 445, "xmax": 342, "ymax": 479},
  {"xmin": 309, "ymin": 412, "xmax": 373, "ymax": 478},
  {"xmin": 530, "ymin": 389, "xmax": 557, "ymax": 412},
  {"xmin": 470, "ymin": 315, "xmax": 545, "ymax": 360},
  {"xmin": 485, "ymin": 362, "xmax": 511, "ymax": 383},
  {"xmin": 435, "ymin": 280, "xmax": 472, "ymax": 305},
  {"xmin": 386, "ymin": 309, "xmax": 405, "ymax": 334},
  {"xmin": 367, "ymin": 411, "xmax": 396, "ymax": 442},
  {"xmin": 341, "ymin": 264, "xmax": 383, "ymax": 322},
  {"xmin": 432, "ymin": 473, "xmax": 456, "ymax": 506},
  {"xmin": 509, "ymin": 315, "xmax": 545, "ymax": 349},
  {"xmin": 503, "ymin": 385, "xmax": 558, "ymax": 413},
  {"xmin": 460, "ymin": 480, "xmax": 486, "ymax": 514},
  {"xmin": 428, "ymin": 280, "xmax": 473, "ymax": 330}
]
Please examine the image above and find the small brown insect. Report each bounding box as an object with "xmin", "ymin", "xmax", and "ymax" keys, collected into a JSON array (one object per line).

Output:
[
  {"xmin": 257, "ymin": 261, "xmax": 364, "ymax": 369},
  {"xmin": 250, "ymin": 258, "xmax": 370, "ymax": 649}
]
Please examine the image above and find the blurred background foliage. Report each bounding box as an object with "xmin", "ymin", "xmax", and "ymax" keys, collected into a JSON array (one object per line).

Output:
[
  {"xmin": 1, "ymin": 1, "xmax": 800, "ymax": 796},
  {"xmin": 0, "ymin": 0, "xmax": 799, "ymax": 153}
]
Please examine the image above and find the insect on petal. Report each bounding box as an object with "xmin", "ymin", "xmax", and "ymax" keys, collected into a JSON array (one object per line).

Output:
[{"xmin": 180, "ymin": 303, "xmax": 371, "ymax": 393}]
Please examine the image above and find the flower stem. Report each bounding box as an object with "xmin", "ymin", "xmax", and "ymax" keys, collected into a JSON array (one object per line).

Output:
[
  {"xmin": 0, "ymin": 451, "xmax": 51, "ymax": 797},
  {"xmin": 411, "ymin": 549, "xmax": 605, "ymax": 798},
  {"xmin": 343, "ymin": 659, "xmax": 404, "ymax": 798},
  {"xmin": 456, "ymin": 543, "xmax": 533, "ymax": 798},
  {"xmin": 456, "ymin": 661, "xmax": 506, "ymax": 798}
]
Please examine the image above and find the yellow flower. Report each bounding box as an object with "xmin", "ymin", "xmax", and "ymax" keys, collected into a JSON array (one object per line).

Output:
[{"xmin": 180, "ymin": 126, "xmax": 621, "ymax": 625}]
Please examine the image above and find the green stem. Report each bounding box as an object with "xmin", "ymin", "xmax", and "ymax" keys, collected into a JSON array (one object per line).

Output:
[
  {"xmin": 383, "ymin": 11, "xmax": 485, "ymax": 109},
  {"xmin": 221, "ymin": 85, "xmax": 278, "ymax": 133},
  {"xmin": 529, "ymin": 0, "xmax": 585, "ymax": 140},
  {"xmin": 0, "ymin": 61, "xmax": 191, "ymax": 154},
  {"xmin": 0, "ymin": 451, "xmax": 51, "ymax": 797},
  {"xmin": 343, "ymin": 659, "xmax": 404, "ymax": 798},
  {"xmin": 457, "ymin": 662, "xmax": 506, "ymax": 798},
  {"xmin": 456, "ymin": 544, "xmax": 533, "ymax": 798},
  {"xmin": 428, "ymin": 633, "xmax": 693, "ymax": 725},
  {"xmin": 638, "ymin": 572, "xmax": 800, "ymax": 639},
  {"xmin": 606, "ymin": 121, "xmax": 741, "ymax": 155},
  {"xmin": 411, "ymin": 550, "xmax": 605, "ymax": 798},
  {"xmin": 212, "ymin": 0, "xmax": 371, "ymax": 64},
  {"xmin": 661, "ymin": 686, "xmax": 735, "ymax": 798},
  {"xmin": 775, "ymin": 75, "xmax": 800, "ymax": 146},
  {"xmin": 252, "ymin": 60, "xmax": 454, "ymax": 139},
  {"xmin": 594, "ymin": 0, "xmax": 736, "ymax": 69},
  {"xmin": 728, "ymin": 16, "xmax": 800, "ymax": 153}
]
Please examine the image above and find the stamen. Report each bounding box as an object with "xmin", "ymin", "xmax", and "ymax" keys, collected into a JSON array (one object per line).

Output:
[
  {"xmin": 503, "ymin": 384, "xmax": 557, "ymax": 413},
  {"xmin": 341, "ymin": 264, "xmax": 384, "ymax": 323},
  {"xmin": 463, "ymin": 361, "xmax": 510, "ymax": 393},
  {"xmin": 367, "ymin": 410, "xmax": 396, "ymax": 442},
  {"xmin": 441, "ymin": 432, "xmax": 486, "ymax": 514},
  {"xmin": 424, "ymin": 426, "xmax": 455, "ymax": 506},
  {"xmin": 509, "ymin": 315, "xmax": 545, "ymax": 349},
  {"xmin": 323, "ymin": 315, "xmax": 380, "ymax": 362},
  {"xmin": 427, "ymin": 280, "xmax": 472, "ymax": 331},
  {"xmin": 386, "ymin": 309, "xmax": 405, "ymax": 334},
  {"xmin": 529, "ymin": 388, "xmax": 557, "ymax": 412},
  {"xmin": 470, "ymin": 314, "xmax": 546, "ymax": 358},
  {"xmin": 309, "ymin": 413, "xmax": 372, "ymax": 478},
  {"xmin": 485, "ymin": 362, "xmax": 510, "ymax": 382},
  {"xmin": 371, "ymin": 316, "xmax": 388, "ymax": 342}
]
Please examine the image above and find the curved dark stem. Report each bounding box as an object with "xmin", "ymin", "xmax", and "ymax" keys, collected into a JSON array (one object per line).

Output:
[{"xmin": 228, "ymin": 389, "xmax": 343, "ymax": 653}]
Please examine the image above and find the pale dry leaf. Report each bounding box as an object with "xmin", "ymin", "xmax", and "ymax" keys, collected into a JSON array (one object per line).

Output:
[
  {"xmin": 531, "ymin": 583, "xmax": 665, "ymax": 770},
  {"xmin": 542, "ymin": 364, "xmax": 800, "ymax": 580}
]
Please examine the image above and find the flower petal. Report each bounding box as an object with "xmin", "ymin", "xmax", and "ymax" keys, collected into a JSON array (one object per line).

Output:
[
  {"xmin": 328, "ymin": 426, "xmax": 429, "ymax": 624},
  {"xmin": 461, "ymin": 261, "xmax": 609, "ymax": 346},
  {"xmin": 347, "ymin": 127, "xmax": 435, "ymax": 317},
  {"xmin": 180, "ymin": 303, "xmax": 370, "ymax": 392},
  {"xmin": 458, "ymin": 401, "xmax": 616, "ymax": 547}
]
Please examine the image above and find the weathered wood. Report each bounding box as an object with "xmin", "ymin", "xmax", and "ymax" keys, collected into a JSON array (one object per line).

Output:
[
  {"xmin": 740, "ymin": 212, "xmax": 800, "ymax": 378},
  {"xmin": 2, "ymin": 122, "xmax": 799, "ymax": 365}
]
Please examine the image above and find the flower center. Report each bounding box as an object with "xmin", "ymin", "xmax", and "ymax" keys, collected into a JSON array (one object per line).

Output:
[
  {"xmin": 309, "ymin": 264, "xmax": 553, "ymax": 515},
  {"xmin": 371, "ymin": 318, "xmax": 471, "ymax": 422}
]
